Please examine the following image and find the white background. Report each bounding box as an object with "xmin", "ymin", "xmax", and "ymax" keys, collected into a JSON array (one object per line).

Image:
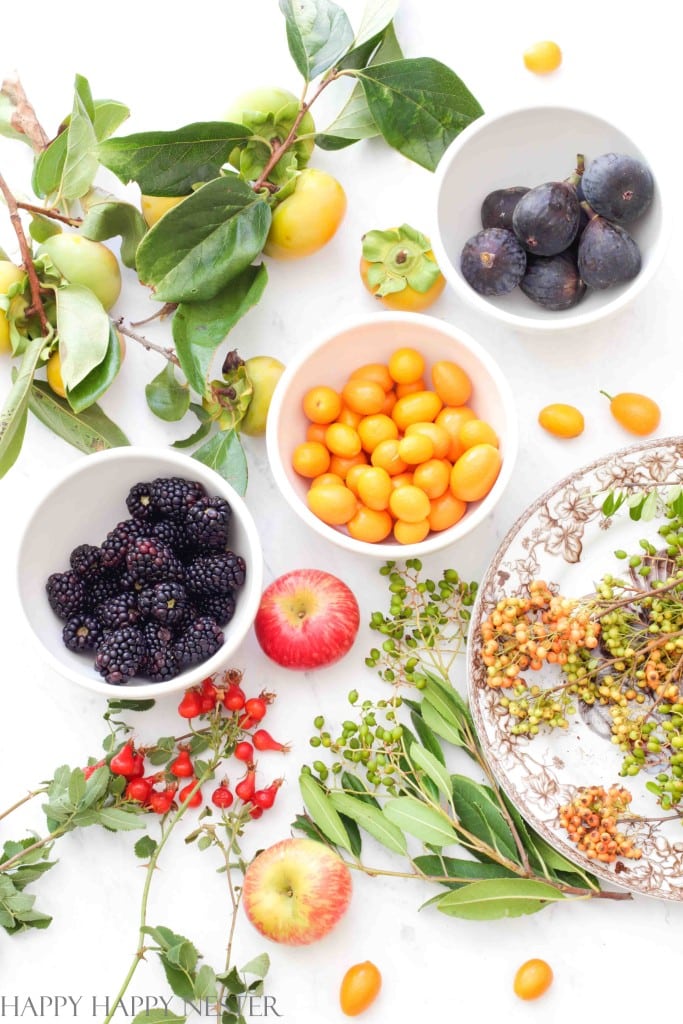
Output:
[{"xmin": 1, "ymin": 1, "xmax": 682, "ymax": 1022}]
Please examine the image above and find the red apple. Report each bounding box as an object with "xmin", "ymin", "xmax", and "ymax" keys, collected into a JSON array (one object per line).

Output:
[
  {"xmin": 243, "ymin": 837, "xmax": 352, "ymax": 945},
  {"xmin": 254, "ymin": 568, "xmax": 360, "ymax": 669}
]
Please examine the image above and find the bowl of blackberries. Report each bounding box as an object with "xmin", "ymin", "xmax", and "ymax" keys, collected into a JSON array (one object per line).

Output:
[
  {"xmin": 16, "ymin": 448, "xmax": 263, "ymax": 697},
  {"xmin": 432, "ymin": 106, "xmax": 667, "ymax": 331}
]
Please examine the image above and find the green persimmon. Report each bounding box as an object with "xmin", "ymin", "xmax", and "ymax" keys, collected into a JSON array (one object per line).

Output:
[
  {"xmin": 241, "ymin": 356, "xmax": 285, "ymax": 435},
  {"xmin": 40, "ymin": 234, "xmax": 122, "ymax": 311},
  {"xmin": 224, "ymin": 86, "xmax": 315, "ymax": 171}
]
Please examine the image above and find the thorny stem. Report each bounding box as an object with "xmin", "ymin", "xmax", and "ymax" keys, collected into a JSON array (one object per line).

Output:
[
  {"xmin": 0, "ymin": 828, "xmax": 66, "ymax": 873},
  {"xmin": 214, "ymin": 819, "xmax": 245, "ymax": 1014},
  {"xmin": 252, "ymin": 72, "xmax": 340, "ymax": 192},
  {"xmin": 15, "ymin": 201, "xmax": 81, "ymax": 227},
  {"xmin": 116, "ymin": 319, "xmax": 180, "ymax": 367},
  {"xmin": 0, "ymin": 172, "xmax": 50, "ymax": 334}
]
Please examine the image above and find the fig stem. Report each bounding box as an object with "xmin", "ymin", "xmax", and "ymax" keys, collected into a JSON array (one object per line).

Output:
[
  {"xmin": 599, "ymin": 390, "xmax": 615, "ymax": 402},
  {"xmin": 581, "ymin": 199, "xmax": 599, "ymax": 220},
  {"xmin": 576, "ymin": 153, "xmax": 585, "ymax": 176}
]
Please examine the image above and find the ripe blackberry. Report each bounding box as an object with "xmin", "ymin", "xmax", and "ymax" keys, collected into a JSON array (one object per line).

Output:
[
  {"xmin": 196, "ymin": 591, "xmax": 236, "ymax": 626},
  {"xmin": 150, "ymin": 477, "xmax": 206, "ymax": 519},
  {"xmin": 69, "ymin": 544, "xmax": 103, "ymax": 579},
  {"xmin": 95, "ymin": 626, "xmax": 146, "ymax": 685},
  {"xmin": 62, "ymin": 614, "xmax": 104, "ymax": 652},
  {"xmin": 98, "ymin": 592, "xmax": 140, "ymax": 630},
  {"xmin": 84, "ymin": 572, "xmax": 122, "ymax": 609},
  {"xmin": 185, "ymin": 552, "xmax": 246, "ymax": 595},
  {"xmin": 151, "ymin": 517, "xmax": 184, "ymax": 552},
  {"xmin": 126, "ymin": 481, "xmax": 157, "ymax": 522},
  {"xmin": 141, "ymin": 622, "xmax": 180, "ymax": 682},
  {"xmin": 126, "ymin": 537, "xmax": 184, "ymax": 585},
  {"xmin": 184, "ymin": 496, "xmax": 232, "ymax": 550},
  {"xmin": 174, "ymin": 617, "xmax": 224, "ymax": 668},
  {"xmin": 101, "ymin": 519, "xmax": 144, "ymax": 569},
  {"xmin": 138, "ymin": 582, "xmax": 188, "ymax": 627},
  {"xmin": 46, "ymin": 572, "xmax": 86, "ymax": 620}
]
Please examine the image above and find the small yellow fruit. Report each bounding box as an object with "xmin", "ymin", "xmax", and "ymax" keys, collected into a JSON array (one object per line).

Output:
[
  {"xmin": 0, "ymin": 260, "xmax": 26, "ymax": 354},
  {"xmin": 141, "ymin": 194, "xmax": 187, "ymax": 228},
  {"xmin": 523, "ymin": 40, "xmax": 562, "ymax": 74},
  {"xmin": 46, "ymin": 350, "xmax": 67, "ymax": 398},
  {"xmin": 264, "ymin": 169, "xmax": 347, "ymax": 260}
]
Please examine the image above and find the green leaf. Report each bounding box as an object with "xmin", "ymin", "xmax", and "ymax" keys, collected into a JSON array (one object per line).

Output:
[
  {"xmin": 145, "ymin": 362, "xmax": 190, "ymax": 422},
  {"xmin": 131, "ymin": 1013, "xmax": 185, "ymax": 1024},
  {"xmin": 341, "ymin": 771, "xmax": 380, "ymax": 808},
  {"xmin": 383, "ymin": 796, "xmax": 458, "ymax": 848},
  {"xmin": 194, "ymin": 965, "xmax": 217, "ymax": 1000},
  {"xmin": 80, "ymin": 200, "xmax": 147, "ymax": 270},
  {"xmin": 56, "ymin": 283, "xmax": 111, "ymax": 390},
  {"xmin": 0, "ymin": 335, "xmax": 44, "ymax": 478},
  {"xmin": 409, "ymin": 743, "xmax": 452, "ymax": 802},
  {"xmin": 451, "ymin": 776, "xmax": 518, "ymax": 864},
  {"xmin": 193, "ymin": 429, "xmax": 247, "ymax": 495},
  {"xmin": 166, "ymin": 940, "xmax": 198, "ymax": 973},
  {"xmin": 173, "ymin": 264, "xmax": 268, "ymax": 395},
  {"xmin": 136, "ymin": 177, "xmax": 271, "ymax": 303},
  {"xmin": 91, "ymin": 99, "xmax": 130, "ymax": 141},
  {"xmin": 68, "ymin": 768, "xmax": 87, "ymax": 806},
  {"xmin": 329, "ymin": 791, "xmax": 407, "ymax": 855},
  {"xmin": 172, "ymin": 409, "xmax": 212, "ymax": 449},
  {"xmin": 107, "ymin": 697, "xmax": 156, "ymax": 713},
  {"xmin": 28, "ymin": 379, "xmax": 129, "ymax": 452},
  {"xmin": 98, "ymin": 121, "xmax": 251, "ymax": 196},
  {"xmin": 292, "ymin": 813, "xmax": 331, "ymax": 846},
  {"xmin": 317, "ymin": 23, "xmax": 403, "ymax": 148},
  {"xmin": 134, "ymin": 836, "xmax": 159, "ymax": 859},
  {"xmin": 299, "ymin": 773, "xmax": 353, "ymax": 852},
  {"xmin": 58, "ymin": 78, "xmax": 99, "ymax": 200},
  {"xmin": 29, "ymin": 215, "xmax": 62, "ymax": 243},
  {"xmin": 279, "ymin": 0, "xmax": 354, "ymax": 81},
  {"xmin": 97, "ymin": 807, "xmax": 145, "ymax": 831},
  {"xmin": 240, "ymin": 953, "xmax": 270, "ymax": 979},
  {"xmin": 413, "ymin": 854, "xmax": 517, "ymax": 890},
  {"xmin": 355, "ymin": 57, "xmax": 483, "ymax": 171},
  {"xmin": 353, "ymin": 0, "xmax": 398, "ymax": 49},
  {"xmin": 66, "ymin": 321, "xmax": 122, "ymax": 413},
  {"xmin": 420, "ymin": 699, "xmax": 463, "ymax": 748},
  {"xmin": 159, "ymin": 961, "xmax": 195, "ymax": 1002},
  {"xmin": 436, "ymin": 878, "xmax": 568, "ymax": 921},
  {"xmin": 409, "ymin": 711, "xmax": 445, "ymax": 765},
  {"xmin": 423, "ymin": 671, "xmax": 474, "ymax": 733},
  {"xmin": 0, "ymin": 91, "xmax": 30, "ymax": 144}
]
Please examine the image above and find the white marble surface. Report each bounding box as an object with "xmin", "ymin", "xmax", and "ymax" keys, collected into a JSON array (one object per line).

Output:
[{"xmin": 1, "ymin": 2, "xmax": 682, "ymax": 1021}]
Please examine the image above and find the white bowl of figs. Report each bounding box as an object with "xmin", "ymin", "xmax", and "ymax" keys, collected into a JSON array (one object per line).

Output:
[{"xmin": 432, "ymin": 106, "xmax": 666, "ymax": 331}]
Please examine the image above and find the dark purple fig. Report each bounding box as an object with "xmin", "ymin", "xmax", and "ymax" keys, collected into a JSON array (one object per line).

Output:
[
  {"xmin": 480, "ymin": 187, "xmax": 530, "ymax": 230},
  {"xmin": 460, "ymin": 228, "xmax": 526, "ymax": 296},
  {"xmin": 581, "ymin": 153, "xmax": 654, "ymax": 224},
  {"xmin": 577, "ymin": 215, "xmax": 641, "ymax": 289},
  {"xmin": 520, "ymin": 251, "xmax": 587, "ymax": 311},
  {"xmin": 512, "ymin": 181, "xmax": 581, "ymax": 256}
]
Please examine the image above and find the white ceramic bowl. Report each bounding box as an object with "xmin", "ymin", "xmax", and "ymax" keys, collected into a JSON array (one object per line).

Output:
[
  {"xmin": 431, "ymin": 105, "xmax": 667, "ymax": 332},
  {"xmin": 266, "ymin": 311, "xmax": 518, "ymax": 557},
  {"xmin": 16, "ymin": 447, "xmax": 263, "ymax": 699}
]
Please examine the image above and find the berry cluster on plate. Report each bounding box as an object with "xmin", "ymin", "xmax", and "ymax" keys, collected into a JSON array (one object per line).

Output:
[{"xmin": 45, "ymin": 476, "xmax": 246, "ymax": 685}]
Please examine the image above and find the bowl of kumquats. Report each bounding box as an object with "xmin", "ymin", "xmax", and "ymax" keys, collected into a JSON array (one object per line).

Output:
[{"xmin": 266, "ymin": 312, "xmax": 518, "ymax": 556}]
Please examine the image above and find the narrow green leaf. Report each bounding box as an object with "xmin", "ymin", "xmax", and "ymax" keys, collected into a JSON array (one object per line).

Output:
[
  {"xmin": 383, "ymin": 796, "xmax": 458, "ymax": 848},
  {"xmin": 341, "ymin": 772, "xmax": 380, "ymax": 808},
  {"xmin": 601, "ymin": 491, "xmax": 616, "ymax": 516},
  {"xmin": 66, "ymin": 321, "xmax": 122, "ymax": 413},
  {"xmin": 28, "ymin": 380, "xmax": 129, "ymax": 453},
  {"xmin": 356, "ymin": 57, "xmax": 483, "ymax": 171},
  {"xmin": 193, "ymin": 429, "xmax": 247, "ymax": 495},
  {"xmin": 299, "ymin": 773, "xmax": 353, "ymax": 852},
  {"xmin": 56, "ymin": 283, "xmax": 110, "ymax": 389},
  {"xmin": 0, "ymin": 335, "xmax": 44, "ymax": 477},
  {"xmin": 317, "ymin": 23, "xmax": 403, "ymax": 147},
  {"xmin": 98, "ymin": 121, "xmax": 251, "ymax": 196},
  {"xmin": 423, "ymin": 671, "xmax": 474, "ymax": 732},
  {"xmin": 80, "ymin": 200, "xmax": 147, "ymax": 269},
  {"xmin": 131, "ymin": 1012, "xmax": 185, "ymax": 1024},
  {"xmin": 146, "ymin": 362, "xmax": 190, "ymax": 422},
  {"xmin": 330, "ymin": 791, "xmax": 407, "ymax": 855},
  {"xmin": 292, "ymin": 813, "xmax": 332, "ymax": 846},
  {"xmin": 136, "ymin": 177, "xmax": 271, "ymax": 303},
  {"xmin": 279, "ymin": 0, "xmax": 354, "ymax": 81},
  {"xmin": 436, "ymin": 878, "xmax": 568, "ymax": 921},
  {"xmin": 413, "ymin": 854, "xmax": 517, "ymax": 890},
  {"xmin": 172, "ymin": 418, "xmax": 211, "ymax": 449},
  {"xmin": 97, "ymin": 807, "xmax": 145, "ymax": 831},
  {"xmin": 451, "ymin": 775, "xmax": 518, "ymax": 864},
  {"xmin": 421, "ymin": 699, "xmax": 464, "ymax": 748},
  {"xmin": 409, "ymin": 743, "xmax": 452, "ymax": 802},
  {"xmin": 410, "ymin": 711, "xmax": 446, "ymax": 765},
  {"xmin": 173, "ymin": 264, "xmax": 268, "ymax": 395}
]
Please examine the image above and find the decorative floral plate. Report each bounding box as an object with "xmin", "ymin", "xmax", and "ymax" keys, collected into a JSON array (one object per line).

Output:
[{"xmin": 468, "ymin": 437, "xmax": 683, "ymax": 899}]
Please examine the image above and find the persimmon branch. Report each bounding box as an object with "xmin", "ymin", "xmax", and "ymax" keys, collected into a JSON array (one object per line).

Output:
[
  {"xmin": 115, "ymin": 318, "xmax": 180, "ymax": 367},
  {"xmin": 16, "ymin": 201, "xmax": 81, "ymax": 227},
  {"xmin": 0, "ymin": 172, "xmax": 50, "ymax": 334}
]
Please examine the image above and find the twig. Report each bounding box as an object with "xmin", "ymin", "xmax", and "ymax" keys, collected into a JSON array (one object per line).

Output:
[
  {"xmin": 16, "ymin": 201, "xmax": 81, "ymax": 227},
  {"xmin": 1, "ymin": 75, "xmax": 49, "ymax": 153},
  {"xmin": 116, "ymin": 319, "xmax": 180, "ymax": 367},
  {"xmin": 0, "ymin": 171, "xmax": 50, "ymax": 334},
  {"xmin": 0, "ymin": 789, "xmax": 45, "ymax": 823},
  {"xmin": 131, "ymin": 303, "xmax": 177, "ymax": 327}
]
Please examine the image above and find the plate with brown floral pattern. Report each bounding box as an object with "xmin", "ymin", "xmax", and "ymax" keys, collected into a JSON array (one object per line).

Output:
[{"xmin": 468, "ymin": 437, "xmax": 683, "ymax": 899}]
